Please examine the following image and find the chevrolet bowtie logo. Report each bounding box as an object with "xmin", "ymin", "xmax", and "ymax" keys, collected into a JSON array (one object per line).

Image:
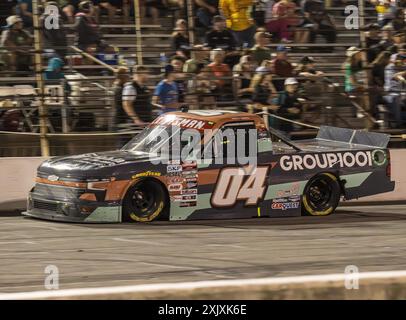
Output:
[{"xmin": 48, "ymin": 175, "xmax": 59, "ymax": 182}]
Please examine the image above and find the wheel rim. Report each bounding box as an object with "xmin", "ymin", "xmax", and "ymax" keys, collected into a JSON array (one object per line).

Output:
[
  {"xmin": 128, "ymin": 181, "xmax": 161, "ymax": 219},
  {"xmin": 307, "ymin": 178, "xmax": 333, "ymax": 211}
]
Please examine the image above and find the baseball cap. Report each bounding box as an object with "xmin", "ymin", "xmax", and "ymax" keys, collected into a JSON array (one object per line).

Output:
[
  {"xmin": 6, "ymin": 15, "xmax": 22, "ymax": 27},
  {"xmin": 212, "ymin": 15, "xmax": 226, "ymax": 23},
  {"xmin": 276, "ymin": 45, "xmax": 289, "ymax": 52},
  {"xmin": 301, "ymin": 56, "xmax": 315, "ymax": 64},
  {"xmin": 255, "ymin": 66, "xmax": 270, "ymax": 74},
  {"xmin": 285, "ymin": 78, "xmax": 299, "ymax": 85}
]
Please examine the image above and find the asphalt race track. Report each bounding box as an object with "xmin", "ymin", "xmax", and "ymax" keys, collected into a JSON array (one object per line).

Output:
[{"xmin": 0, "ymin": 205, "xmax": 405, "ymax": 293}]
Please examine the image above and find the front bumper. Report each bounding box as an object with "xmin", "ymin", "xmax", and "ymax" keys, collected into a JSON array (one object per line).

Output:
[{"xmin": 23, "ymin": 194, "xmax": 122, "ymax": 223}]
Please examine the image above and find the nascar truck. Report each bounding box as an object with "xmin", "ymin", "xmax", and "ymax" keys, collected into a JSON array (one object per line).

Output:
[{"xmin": 23, "ymin": 110, "xmax": 395, "ymax": 223}]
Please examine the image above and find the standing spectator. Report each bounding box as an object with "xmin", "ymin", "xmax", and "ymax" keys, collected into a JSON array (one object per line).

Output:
[
  {"xmin": 270, "ymin": 45, "xmax": 294, "ymax": 92},
  {"xmin": 113, "ymin": 67, "xmax": 130, "ymax": 126},
  {"xmin": 364, "ymin": 23, "xmax": 383, "ymax": 63},
  {"xmin": 251, "ymin": 66, "xmax": 278, "ymax": 109},
  {"xmin": 195, "ymin": 0, "xmax": 219, "ymax": 28},
  {"xmin": 41, "ymin": 1, "xmax": 68, "ymax": 59},
  {"xmin": 16, "ymin": 0, "xmax": 33, "ymax": 28},
  {"xmin": 170, "ymin": 55, "xmax": 187, "ymax": 102},
  {"xmin": 219, "ymin": 0, "xmax": 256, "ymax": 48},
  {"xmin": 0, "ymin": 15, "xmax": 33, "ymax": 72},
  {"xmin": 207, "ymin": 48, "xmax": 232, "ymax": 95},
  {"xmin": 274, "ymin": 77, "xmax": 303, "ymax": 132},
  {"xmin": 171, "ymin": 19, "xmax": 190, "ymax": 58},
  {"xmin": 74, "ymin": 1, "xmax": 104, "ymax": 53},
  {"xmin": 384, "ymin": 53, "xmax": 406, "ymax": 127},
  {"xmin": 301, "ymin": 0, "xmax": 337, "ymax": 47},
  {"xmin": 250, "ymin": 31, "xmax": 272, "ymax": 65},
  {"xmin": 152, "ymin": 64, "xmax": 181, "ymax": 113},
  {"xmin": 343, "ymin": 46, "xmax": 367, "ymax": 94},
  {"xmin": 266, "ymin": 0, "xmax": 298, "ymax": 42},
  {"xmin": 121, "ymin": 65, "xmax": 153, "ymax": 124}
]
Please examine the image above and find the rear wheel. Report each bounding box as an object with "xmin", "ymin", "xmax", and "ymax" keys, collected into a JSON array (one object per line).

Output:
[
  {"xmin": 302, "ymin": 173, "xmax": 341, "ymax": 216},
  {"xmin": 122, "ymin": 179, "xmax": 168, "ymax": 222}
]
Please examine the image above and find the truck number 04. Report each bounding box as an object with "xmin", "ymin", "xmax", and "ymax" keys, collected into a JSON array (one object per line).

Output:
[{"xmin": 211, "ymin": 167, "xmax": 269, "ymax": 207}]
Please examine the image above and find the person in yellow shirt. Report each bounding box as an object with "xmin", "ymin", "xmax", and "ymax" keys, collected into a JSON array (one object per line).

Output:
[{"xmin": 219, "ymin": 0, "xmax": 256, "ymax": 48}]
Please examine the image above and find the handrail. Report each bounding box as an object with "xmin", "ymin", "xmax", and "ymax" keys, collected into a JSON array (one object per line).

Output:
[{"xmin": 69, "ymin": 46, "xmax": 117, "ymax": 73}]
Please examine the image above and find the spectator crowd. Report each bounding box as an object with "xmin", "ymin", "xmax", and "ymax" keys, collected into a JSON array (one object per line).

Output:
[{"xmin": 0, "ymin": 0, "xmax": 405, "ymax": 133}]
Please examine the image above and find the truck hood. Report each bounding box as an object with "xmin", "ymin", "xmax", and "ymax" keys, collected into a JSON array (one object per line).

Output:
[{"xmin": 38, "ymin": 150, "xmax": 158, "ymax": 179}]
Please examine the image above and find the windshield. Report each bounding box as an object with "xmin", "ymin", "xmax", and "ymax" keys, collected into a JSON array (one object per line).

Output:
[{"xmin": 122, "ymin": 125, "xmax": 202, "ymax": 155}]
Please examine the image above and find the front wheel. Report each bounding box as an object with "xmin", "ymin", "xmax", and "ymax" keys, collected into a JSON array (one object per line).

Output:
[
  {"xmin": 122, "ymin": 179, "xmax": 168, "ymax": 222},
  {"xmin": 302, "ymin": 173, "xmax": 341, "ymax": 216}
]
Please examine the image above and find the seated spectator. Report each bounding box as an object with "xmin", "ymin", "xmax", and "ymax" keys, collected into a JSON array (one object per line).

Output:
[
  {"xmin": 97, "ymin": 0, "xmax": 125, "ymax": 24},
  {"xmin": 251, "ymin": 66, "xmax": 278, "ymax": 110},
  {"xmin": 195, "ymin": 0, "xmax": 219, "ymax": 28},
  {"xmin": 375, "ymin": 0, "xmax": 396, "ymax": 27},
  {"xmin": 233, "ymin": 54, "xmax": 257, "ymax": 100},
  {"xmin": 250, "ymin": 31, "xmax": 272, "ymax": 65},
  {"xmin": 171, "ymin": 19, "xmax": 190, "ymax": 58},
  {"xmin": 273, "ymin": 77, "xmax": 303, "ymax": 132},
  {"xmin": 41, "ymin": 1, "xmax": 68, "ymax": 59},
  {"xmin": 207, "ymin": 48, "xmax": 232, "ymax": 95},
  {"xmin": 62, "ymin": 0, "xmax": 82, "ymax": 23},
  {"xmin": 74, "ymin": 1, "xmax": 106, "ymax": 53},
  {"xmin": 219, "ymin": 0, "xmax": 256, "ymax": 48},
  {"xmin": 301, "ymin": 0, "xmax": 337, "ymax": 47},
  {"xmin": 0, "ymin": 15, "xmax": 33, "ymax": 72},
  {"xmin": 122, "ymin": 65, "xmax": 153, "ymax": 125},
  {"xmin": 270, "ymin": 45, "xmax": 295, "ymax": 92},
  {"xmin": 266, "ymin": 0, "xmax": 298, "ymax": 43},
  {"xmin": 252, "ymin": 0, "xmax": 271, "ymax": 27},
  {"xmin": 152, "ymin": 64, "xmax": 181, "ymax": 113},
  {"xmin": 194, "ymin": 66, "xmax": 217, "ymax": 108},
  {"xmin": 44, "ymin": 57, "xmax": 66, "ymax": 80},
  {"xmin": 295, "ymin": 56, "xmax": 325, "ymax": 83},
  {"xmin": 205, "ymin": 15, "xmax": 236, "ymax": 51},
  {"xmin": 384, "ymin": 53, "xmax": 406, "ymax": 127},
  {"xmin": 16, "ymin": 0, "xmax": 33, "ymax": 28},
  {"xmin": 205, "ymin": 15, "xmax": 240, "ymax": 66},
  {"xmin": 140, "ymin": 0, "xmax": 164, "ymax": 24},
  {"xmin": 392, "ymin": 8, "xmax": 405, "ymax": 32},
  {"xmin": 0, "ymin": 1, "xmax": 17, "ymax": 27},
  {"xmin": 183, "ymin": 44, "xmax": 210, "ymax": 74}
]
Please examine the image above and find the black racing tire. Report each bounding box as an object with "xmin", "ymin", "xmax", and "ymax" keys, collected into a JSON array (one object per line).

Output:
[
  {"xmin": 122, "ymin": 179, "xmax": 168, "ymax": 222},
  {"xmin": 302, "ymin": 173, "xmax": 341, "ymax": 216}
]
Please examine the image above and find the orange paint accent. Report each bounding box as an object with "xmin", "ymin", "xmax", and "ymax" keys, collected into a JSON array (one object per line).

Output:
[
  {"xmin": 105, "ymin": 180, "xmax": 132, "ymax": 201},
  {"xmin": 35, "ymin": 178, "xmax": 87, "ymax": 188},
  {"xmin": 79, "ymin": 193, "xmax": 97, "ymax": 201},
  {"xmin": 198, "ymin": 169, "xmax": 220, "ymax": 185}
]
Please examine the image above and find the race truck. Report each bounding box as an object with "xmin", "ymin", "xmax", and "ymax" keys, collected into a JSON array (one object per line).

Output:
[{"xmin": 23, "ymin": 110, "xmax": 395, "ymax": 223}]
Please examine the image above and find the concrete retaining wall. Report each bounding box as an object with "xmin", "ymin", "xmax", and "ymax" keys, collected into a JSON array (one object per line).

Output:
[
  {"xmin": 1, "ymin": 271, "xmax": 406, "ymax": 299},
  {"xmin": 0, "ymin": 150, "xmax": 405, "ymax": 211}
]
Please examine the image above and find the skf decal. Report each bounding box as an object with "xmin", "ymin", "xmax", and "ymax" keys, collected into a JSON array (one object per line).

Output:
[{"xmin": 279, "ymin": 151, "xmax": 373, "ymax": 171}]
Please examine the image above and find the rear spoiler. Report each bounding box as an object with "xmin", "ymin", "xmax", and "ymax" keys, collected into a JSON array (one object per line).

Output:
[{"xmin": 317, "ymin": 126, "xmax": 391, "ymax": 148}]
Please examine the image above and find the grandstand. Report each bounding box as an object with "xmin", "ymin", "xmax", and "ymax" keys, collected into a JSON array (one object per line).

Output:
[{"xmin": 0, "ymin": 0, "xmax": 405, "ymax": 156}]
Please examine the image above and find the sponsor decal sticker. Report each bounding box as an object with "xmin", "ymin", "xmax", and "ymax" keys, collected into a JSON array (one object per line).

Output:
[
  {"xmin": 279, "ymin": 151, "xmax": 373, "ymax": 171},
  {"xmin": 181, "ymin": 189, "xmax": 197, "ymax": 195},
  {"xmin": 132, "ymin": 171, "xmax": 161, "ymax": 179},
  {"xmin": 168, "ymin": 184, "xmax": 183, "ymax": 192},
  {"xmin": 180, "ymin": 201, "xmax": 197, "ymax": 207},
  {"xmin": 167, "ymin": 165, "xmax": 183, "ymax": 173}
]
